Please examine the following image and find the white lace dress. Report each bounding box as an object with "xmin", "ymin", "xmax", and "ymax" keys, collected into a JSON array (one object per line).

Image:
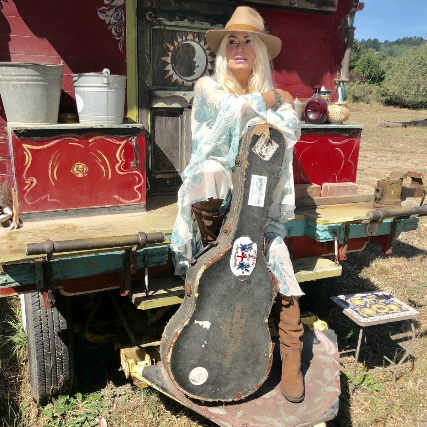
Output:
[{"xmin": 170, "ymin": 76, "xmax": 303, "ymax": 297}]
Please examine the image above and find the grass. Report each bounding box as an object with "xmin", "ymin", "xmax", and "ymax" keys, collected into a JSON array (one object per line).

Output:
[
  {"xmin": 1, "ymin": 103, "xmax": 427, "ymax": 426},
  {"xmin": 330, "ymin": 103, "xmax": 427, "ymax": 427},
  {"xmin": 0, "ymin": 296, "xmax": 28, "ymax": 427}
]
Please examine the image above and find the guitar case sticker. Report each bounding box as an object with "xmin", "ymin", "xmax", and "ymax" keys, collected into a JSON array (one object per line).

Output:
[
  {"xmin": 252, "ymin": 133, "xmax": 279, "ymax": 161},
  {"xmin": 189, "ymin": 367, "xmax": 209, "ymax": 385},
  {"xmin": 230, "ymin": 236, "xmax": 257, "ymax": 276},
  {"xmin": 248, "ymin": 175, "xmax": 267, "ymax": 207}
]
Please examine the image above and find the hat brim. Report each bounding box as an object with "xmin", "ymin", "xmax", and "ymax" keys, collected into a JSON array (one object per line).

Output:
[{"xmin": 205, "ymin": 30, "xmax": 282, "ymax": 60}]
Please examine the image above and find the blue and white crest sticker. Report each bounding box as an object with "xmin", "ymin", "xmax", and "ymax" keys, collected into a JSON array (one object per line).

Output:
[{"xmin": 230, "ymin": 237, "xmax": 257, "ymax": 276}]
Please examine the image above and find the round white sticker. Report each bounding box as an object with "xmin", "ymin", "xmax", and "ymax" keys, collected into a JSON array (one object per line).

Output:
[
  {"xmin": 75, "ymin": 93, "xmax": 84, "ymax": 113},
  {"xmin": 189, "ymin": 367, "xmax": 208, "ymax": 386},
  {"xmin": 230, "ymin": 236, "xmax": 257, "ymax": 276}
]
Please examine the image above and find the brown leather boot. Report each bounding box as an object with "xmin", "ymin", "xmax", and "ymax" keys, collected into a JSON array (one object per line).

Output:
[
  {"xmin": 191, "ymin": 198, "xmax": 224, "ymax": 247},
  {"xmin": 278, "ymin": 295, "xmax": 305, "ymax": 403}
]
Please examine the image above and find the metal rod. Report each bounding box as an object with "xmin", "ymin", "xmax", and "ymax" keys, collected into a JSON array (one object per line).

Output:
[
  {"xmin": 365, "ymin": 205, "xmax": 427, "ymax": 222},
  {"xmin": 339, "ymin": 349, "xmax": 356, "ymax": 355},
  {"xmin": 144, "ymin": 268, "xmax": 149, "ymax": 297},
  {"xmin": 107, "ymin": 290, "xmax": 136, "ymax": 344},
  {"xmin": 351, "ymin": 328, "xmax": 364, "ymax": 393},
  {"xmin": 79, "ymin": 296, "xmax": 102, "ymax": 342},
  {"xmin": 350, "ymin": 321, "xmax": 416, "ymax": 390},
  {"xmin": 26, "ymin": 231, "xmax": 165, "ymax": 256}
]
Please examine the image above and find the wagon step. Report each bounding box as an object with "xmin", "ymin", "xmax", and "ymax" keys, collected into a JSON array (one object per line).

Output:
[
  {"xmin": 294, "ymin": 256, "xmax": 342, "ymax": 283},
  {"xmin": 131, "ymin": 256, "xmax": 342, "ymax": 311}
]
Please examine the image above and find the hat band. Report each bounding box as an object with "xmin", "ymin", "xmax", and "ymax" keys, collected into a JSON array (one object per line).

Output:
[{"xmin": 225, "ymin": 24, "xmax": 263, "ymax": 33}]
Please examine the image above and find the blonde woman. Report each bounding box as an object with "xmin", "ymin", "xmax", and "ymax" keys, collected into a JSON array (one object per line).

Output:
[{"xmin": 171, "ymin": 6, "xmax": 305, "ymax": 403}]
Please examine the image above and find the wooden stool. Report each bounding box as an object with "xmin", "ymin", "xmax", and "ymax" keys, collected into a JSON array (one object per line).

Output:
[{"xmin": 331, "ymin": 291, "xmax": 419, "ymax": 390}]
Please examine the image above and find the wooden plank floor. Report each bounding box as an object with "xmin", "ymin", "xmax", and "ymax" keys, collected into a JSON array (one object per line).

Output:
[
  {"xmin": 0, "ymin": 196, "xmax": 177, "ymax": 264},
  {"xmin": 295, "ymin": 202, "xmax": 374, "ymax": 225},
  {"xmin": 1, "ymin": 197, "xmax": 376, "ymax": 264}
]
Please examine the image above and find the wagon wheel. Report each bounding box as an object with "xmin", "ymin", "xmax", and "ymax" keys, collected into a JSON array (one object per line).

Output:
[{"xmin": 24, "ymin": 291, "xmax": 75, "ymax": 405}]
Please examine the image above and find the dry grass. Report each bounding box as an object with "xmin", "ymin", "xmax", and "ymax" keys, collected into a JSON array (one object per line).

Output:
[
  {"xmin": 329, "ymin": 103, "xmax": 427, "ymax": 427},
  {"xmin": 1, "ymin": 103, "xmax": 427, "ymax": 426}
]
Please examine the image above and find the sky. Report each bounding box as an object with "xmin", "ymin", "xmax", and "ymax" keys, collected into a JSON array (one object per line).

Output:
[{"xmin": 354, "ymin": 0, "xmax": 427, "ymax": 42}]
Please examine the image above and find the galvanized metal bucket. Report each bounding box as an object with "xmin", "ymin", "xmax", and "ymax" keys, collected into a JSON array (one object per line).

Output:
[
  {"xmin": 72, "ymin": 69, "xmax": 126, "ymax": 125},
  {"xmin": 0, "ymin": 62, "xmax": 64, "ymax": 124}
]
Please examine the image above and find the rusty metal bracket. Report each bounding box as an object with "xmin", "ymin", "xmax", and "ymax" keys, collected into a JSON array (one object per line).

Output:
[
  {"xmin": 420, "ymin": 188, "xmax": 426, "ymax": 206},
  {"xmin": 122, "ymin": 245, "xmax": 138, "ymax": 296},
  {"xmin": 334, "ymin": 236, "xmax": 339, "ymax": 266},
  {"xmin": 386, "ymin": 217, "xmax": 399, "ymax": 254},
  {"xmin": 130, "ymin": 245, "xmax": 138, "ymax": 275},
  {"xmin": 338, "ymin": 224, "xmax": 350, "ymax": 260},
  {"xmin": 34, "ymin": 239, "xmax": 56, "ymax": 308}
]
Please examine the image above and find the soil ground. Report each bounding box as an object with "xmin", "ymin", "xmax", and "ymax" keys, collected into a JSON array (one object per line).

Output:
[{"xmin": 1, "ymin": 103, "xmax": 427, "ymax": 427}]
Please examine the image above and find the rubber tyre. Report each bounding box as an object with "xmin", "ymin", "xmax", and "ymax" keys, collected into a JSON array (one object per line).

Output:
[{"xmin": 24, "ymin": 291, "xmax": 74, "ymax": 405}]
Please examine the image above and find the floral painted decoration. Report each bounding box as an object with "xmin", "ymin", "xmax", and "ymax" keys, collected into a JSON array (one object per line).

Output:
[{"xmin": 98, "ymin": 0, "xmax": 125, "ymax": 53}]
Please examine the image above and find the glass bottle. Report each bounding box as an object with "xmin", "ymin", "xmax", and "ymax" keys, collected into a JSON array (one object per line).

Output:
[
  {"xmin": 293, "ymin": 93, "xmax": 304, "ymax": 121},
  {"xmin": 304, "ymin": 86, "xmax": 328, "ymax": 124}
]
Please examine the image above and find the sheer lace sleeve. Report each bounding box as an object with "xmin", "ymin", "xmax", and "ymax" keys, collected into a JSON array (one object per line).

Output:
[
  {"xmin": 263, "ymin": 104, "xmax": 301, "ymax": 238},
  {"xmin": 182, "ymin": 76, "xmax": 267, "ymax": 178}
]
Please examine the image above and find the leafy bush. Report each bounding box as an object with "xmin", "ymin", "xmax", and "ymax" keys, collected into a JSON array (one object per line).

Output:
[
  {"xmin": 349, "ymin": 39, "xmax": 364, "ymax": 70},
  {"xmin": 381, "ymin": 44, "xmax": 427, "ymax": 109},
  {"xmin": 354, "ymin": 52, "xmax": 385, "ymax": 84},
  {"xmin": 349, "ymin": 70, "xmax": 366, "ymax": 84},
  {"xmin": 345, "ymin": 82, "xmax": 384, "ymax": 104}
]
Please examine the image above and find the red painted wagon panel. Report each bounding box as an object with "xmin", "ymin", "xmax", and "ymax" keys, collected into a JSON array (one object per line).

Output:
[
  {"xmin": 9, "ymin": 127, "xmax": 146, "ymax": 213},
  {"xmin": 293, "ymin": 131, "xmax": 362, "ymax": 185},
  {"xmin": 262, "ymin": 0, "xmax": 354, "ymax": 99},
  {"xmin": 0, "ymin": 143, "xmax": 9, "ymax": 158},
  {"xmin": 0, "ymin": 0, "xmax": 126, "ymax": 130},
  {"xmin": 0, "ymin": 158, "xmax": 12, "ymax": 175}
]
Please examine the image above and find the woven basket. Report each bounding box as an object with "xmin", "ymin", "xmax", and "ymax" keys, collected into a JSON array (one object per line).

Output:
[{"xmin": 327, "ymin": 102, "xmax": 350, "ymax": 124}]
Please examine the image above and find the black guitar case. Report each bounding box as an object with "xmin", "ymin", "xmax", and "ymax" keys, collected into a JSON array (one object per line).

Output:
[{"xmin": 160, "ymin": 124, "xmax": 288, "ymax": 401}]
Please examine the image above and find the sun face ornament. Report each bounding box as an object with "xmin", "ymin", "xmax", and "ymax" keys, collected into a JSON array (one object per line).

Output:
[{"xmin": 161, "ymin": 33, "xmax": 215, "ymax": 87}]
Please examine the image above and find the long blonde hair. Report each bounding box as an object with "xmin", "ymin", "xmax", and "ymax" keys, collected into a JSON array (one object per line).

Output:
[{"xmin": 214, "ymin": 32, "xmax": 274, "ymax": 97}]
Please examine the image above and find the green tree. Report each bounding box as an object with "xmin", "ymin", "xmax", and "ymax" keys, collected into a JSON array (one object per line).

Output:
[
  {"xmin": 350, "ymin": 39, "xmax": 364, "ymax": 70},
  {"xmin": 359, "ymin": 37, "xmax": 426, "ymax": 58},
  {"xmin": 360, "ymin": 38, "xmax": 381, "ymax": 51},
  {"xmin": 354, "ymin": 51, "xmax": 385, "ymax": 84},
  {"xmin": 382, "ymin": 44, "xmax": 427, "ymax": 109}
]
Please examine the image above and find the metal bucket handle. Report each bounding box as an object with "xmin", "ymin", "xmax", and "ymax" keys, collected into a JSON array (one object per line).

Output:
[{"xmin": 102, "ymin": 68, "xmax": 110, "ymax": 85}]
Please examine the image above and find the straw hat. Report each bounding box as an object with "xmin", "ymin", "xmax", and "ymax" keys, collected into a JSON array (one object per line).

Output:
[{"xmin": 205, "ymin": 6, "xmax": 282, "ymax": 59}]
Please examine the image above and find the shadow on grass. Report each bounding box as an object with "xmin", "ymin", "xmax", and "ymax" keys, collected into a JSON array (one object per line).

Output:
[
  {"xmin": 343, "ymin": 240, "xmax": 427, "ymax": 282},
  {"xmin": 321, "ymin": 240, "xmax": 424, "ymax": 426},
  {"xmin": 327, "ymin": 372, "xmax": 353, "ymax": 427}
]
